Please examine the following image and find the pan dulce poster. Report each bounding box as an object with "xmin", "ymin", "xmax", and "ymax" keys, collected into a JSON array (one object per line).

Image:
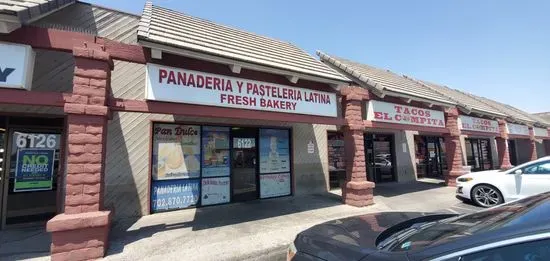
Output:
[{"xmin": 152, "ymin": 124, "xmax": 201, "ymax": 180}]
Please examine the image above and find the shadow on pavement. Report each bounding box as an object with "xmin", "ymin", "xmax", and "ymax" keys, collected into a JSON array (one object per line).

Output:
[
  {"xmin": 108, "ymin": 193, "xmax": 343, "ymax": 255},
  {"xmin": 374, "ymin": 180, "xmax": 446, "ymax": 198},
  {"xmin": 0, "ymin": 224, "xmax": 50, "ymax": 261}
]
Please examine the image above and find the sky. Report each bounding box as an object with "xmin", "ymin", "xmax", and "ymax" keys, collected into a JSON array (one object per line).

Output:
[{"xmin": 86, "ymin": 0, "xmax": 550, "ymax": 113}]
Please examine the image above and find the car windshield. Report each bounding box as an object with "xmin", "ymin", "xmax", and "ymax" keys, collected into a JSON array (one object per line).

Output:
[{"xmin": 377, "ymin": 193, "xmax": 550, "ymax": 252}]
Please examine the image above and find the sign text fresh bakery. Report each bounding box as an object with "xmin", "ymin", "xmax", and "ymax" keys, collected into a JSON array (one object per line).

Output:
[
  {"xmin": 366, "ymin": 100, "xmax": 446, "ymax": 128},
  {"xmin": 146, "ymin": 63, "xmax": 337, "ymax": 117}
]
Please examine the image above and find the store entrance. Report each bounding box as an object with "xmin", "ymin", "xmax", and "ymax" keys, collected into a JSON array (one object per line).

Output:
[
  {"xmin": 465, "ymin": 138, "xmax": 493, "ymax": 172},
  {"xmin": 0, "ymin": 116, "xmax": 63, "ymax": 229},
  {"xmin": 231, "ymin": 127, "xmax": 258, "ymax": 202},
  {"xmin": 508, "ymin": 140, "xmax": 518, "ymax": 166},
  {"xmin": 415, "ymin": 136, "xmax": 447, "ymax": 178},
  {"xmin": 365, "ymin": 133, "xmax": 395, "ymax": 183}
]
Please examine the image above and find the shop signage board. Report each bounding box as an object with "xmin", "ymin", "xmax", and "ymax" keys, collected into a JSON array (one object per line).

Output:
[
  {"xmin": 0, "ymin": 42, "xmax": 35, "ymax": 90},
  {"xmin": 151, "ymin": 179, "xmax": 200, "ymax": 212},
  {"xmin": 202, "ymin": 126, "xmax": 230, "ymax": 177},
  {"xmin": 534, "ymin": 127, "xmax": 550, "ymax": 137},
  {"xmin": 146, "ymin": 63, "xmax": 337, "ymax": 117},
  {"xmin": 259, "ymin": 129, "xmax": 290, "ymax": 174},
  {"xmin": 260, "ymin": 173, "xmax": 291, "ymax": 198},
  {"xmin": 459, "ymin": 115, "xmax": 499, "ymax": 133},
  {"xmin": 507, "ymin": 123, "xmax": 530, "ymax": 136},
  {"xmin": 201, "ymin": 177, "xmax": 230, "ymax": 205},
  {"xmin": 366, "ymin": 100, "xmax": 445, "ymax": 128},
  {"xmin": 14, "ymin": 149, "xmax": 55, "ymax": 192},
  {"xmin": 152, "ymin": 124, "xmax": 201, "ymax": 180}
]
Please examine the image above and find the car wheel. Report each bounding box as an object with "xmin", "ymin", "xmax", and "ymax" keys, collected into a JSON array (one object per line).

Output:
[{"xmin": 471, "ymin": 185, "xmax": 503, "ymax": 208}]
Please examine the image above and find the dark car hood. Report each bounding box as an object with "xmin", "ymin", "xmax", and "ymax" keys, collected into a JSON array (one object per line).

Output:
[{"xmin": 294, "ymin": 212, "xmax": 452, "ymax": 261}]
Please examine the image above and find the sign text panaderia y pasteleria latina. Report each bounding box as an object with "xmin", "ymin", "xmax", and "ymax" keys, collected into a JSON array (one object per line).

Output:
[{"xmin": 146, "ymin": 63, "xmax": 337, "ymax": 117}]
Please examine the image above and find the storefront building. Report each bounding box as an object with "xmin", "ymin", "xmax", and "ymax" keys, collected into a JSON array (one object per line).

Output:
[
  {"xmin": 0, "ymin": 2, "xmax": 362, "ymax": 260},
  {"xmin": 0, "ymin": 1, "xmax": 549, "ymax": 260},
  {"xmin": 318, "ymin": 52, "xmax": 550, "ymax": 187}
]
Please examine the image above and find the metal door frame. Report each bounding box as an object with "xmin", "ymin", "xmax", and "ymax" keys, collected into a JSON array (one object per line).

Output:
[
  {"xmin": 230, "ymin": 127, "xmax": 260, "ymax": 202},
  {"xmin": 0, "ymin": 117, "xmax": 7, "ymax": 229},
  {"xmin": 365, "ymin": 133, "xmax": 396, "ymax": 183},
  {"xmin": 1, "ymin": 124, "xmax": 63, "ymax": 229},
  {"xmin": 466, "ymin": 138, "xmax": 494, "ymax": 172},
  {"xmin": 424, "ymin": 136, "xmax": 444, "ymax": 178}
]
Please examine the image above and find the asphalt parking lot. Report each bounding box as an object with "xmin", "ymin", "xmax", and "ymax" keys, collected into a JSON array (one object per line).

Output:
[{"xmin": 251, "ymin": 181, "xmax": 484, "ymax": 261}]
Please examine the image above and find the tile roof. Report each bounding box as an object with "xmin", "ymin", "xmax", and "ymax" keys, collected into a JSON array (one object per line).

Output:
[
  {"xmin": 0, "ymin": 0, "xmax": 74, "ymax": 23},
  {"xmin": 467, "ymin": 95, "xmax": 537, "ymax": 124},
  {"xmin": 137, "ymin": 2, "xmax": 348, "ymax": 83},
  {"xmin": 533, "ymin": 112, "xmax": 550, "ymax": 124},
  {"xmin": 317, "ymin": 52, "xmax": 456, "ymax": 106},
  {"xmin": 415, "ymin": 80, "xmax": 507, "ymax": 117}
]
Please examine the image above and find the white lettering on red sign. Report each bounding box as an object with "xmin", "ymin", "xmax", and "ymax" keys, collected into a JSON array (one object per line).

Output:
[
  {"xmin": 459, "ymin": 115, "xmax": 499, "ymax": 133},
  {"xmin": 366, "ymin": 100, "xmax": 445, "ymax": 128},
  {"xmin": 534, "ymin": 127, "xmax": 549, "ymax": 137},
  {"xmin": 146, "ymin": 63, "xmax": 337, "ymax": 117},
  {"xmin": 507, "ymin": 123, "xmax": 530, "ymax": 136}
]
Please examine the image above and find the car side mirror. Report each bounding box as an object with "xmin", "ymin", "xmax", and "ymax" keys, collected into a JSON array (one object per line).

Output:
[{"xmin": 514, "ymin": 169, "xmax": 523, "ymax": 175}]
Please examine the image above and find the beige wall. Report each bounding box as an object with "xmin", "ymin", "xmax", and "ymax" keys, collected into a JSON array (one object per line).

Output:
[{"xmin": 104, "ymin": 111, "xmax": 335, "ymax": 219}]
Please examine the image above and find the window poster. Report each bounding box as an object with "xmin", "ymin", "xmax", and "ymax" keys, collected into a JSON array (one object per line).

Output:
[
  {"xmin": 260, "ymin": 173, "xmax": 291, "ymax": 198},
  {"xmin": 151, "ymin": 179, "xmax": 199, "ymax": 212},
  {"xmin": 201, "ymin": 126, "xmax": 230, "ymax": 177},
  {"xmin": 259, "ymin": 129, "xmax": 290, "ymax": 174},
  {"xmin": 152, "ymin": 124, "xmax": 201, "ymax": 180},
  {"xmin": 14, "ymin": 148, "xmax": 55, "ymax": 192},
  {"xmin": 201, "ymin": 177, "xmax": 230, "ymax": 205}
]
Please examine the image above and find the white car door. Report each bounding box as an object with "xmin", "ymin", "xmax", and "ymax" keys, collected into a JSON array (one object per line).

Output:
[{"xmin": 518, "ymin": 160, "xmax": 550, "ymax": 198}]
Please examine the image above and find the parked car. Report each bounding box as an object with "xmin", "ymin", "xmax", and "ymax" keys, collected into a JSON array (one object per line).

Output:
[
  {"xmin": 287, "ymin": 192, "xmax": 550, "ymax": 261},
  {"xmin": 456, "ymin": 156, "xmax": 550, "ymax": 207}
]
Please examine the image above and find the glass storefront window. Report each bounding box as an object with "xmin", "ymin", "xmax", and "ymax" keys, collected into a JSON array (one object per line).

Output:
[
  {"xmin": 365, "ymin": 134, "xmax": 395, "ymax": 183},
  {"xmin": 259, "ymin": 129, "xmax": 291, "ymax": 199},
  {"xmin": 7, "ymin": 130, "xmax": 61, "ymax": 225},
  {"xmin": 465, "ymin": 138, "xmax": 493, "ymax": 172},
  {"xmin": 414, "ymin": 136, "xmax": 447, "ymax": 179},
  {"xmin": 151, "ymin": 124, "xmax": 201, "ymax": 212},
  {"xmin": 327, "ymin": 132, "xmax": 345, "ymax": 189},
  {"xmin": 150, "ymin": 123, "xmax": 292, "ymax": 213}
]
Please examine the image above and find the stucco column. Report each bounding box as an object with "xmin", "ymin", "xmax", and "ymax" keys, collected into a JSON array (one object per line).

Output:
[
  {"xmin": 46, "ymin": 45, "xmax": 113, "ymax": 261},
  {"xmin": 341, "ymin": 87, "xmax": 374, "ymax": 207},
  {"xmin": 443, "ymin": 108, "xmax": 468, "ymax": 186},
  {"xmin": 496, "ymin": 120, "xmax": 513, "ymax": 170},
  {"xmin": 528, "ymin": 127, "xmax": 538, "ymax": 161}
]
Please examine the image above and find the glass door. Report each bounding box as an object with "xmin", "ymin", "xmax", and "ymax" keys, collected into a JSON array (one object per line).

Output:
[
  {"xmin": 466, "ymin": 138, "xmax": 493, "ymax": 172},
  {"xmin": 3, "ymin": 129, "xmax": 61, "ymax": 226},
  {"xmin": 231, "ymin": 128, "xmax": 258, "ymax": 201},
  {"xmin": 508, "ymin": 140, "xmax": 517, "ymax": 166},
  {"xmin": 0, "ymin": 117, "xmax": 5, "ymax": 227},
  {"xmin": 426, "ymin": 137, "xmax": 445, "ymax": 178},
  {"xmin": 365, "ymin": 134, "xmax": 395, "ymax": 183},
  {"xmin": 479, "ymin": 139, "xmax": 493, "ymax": 170}
]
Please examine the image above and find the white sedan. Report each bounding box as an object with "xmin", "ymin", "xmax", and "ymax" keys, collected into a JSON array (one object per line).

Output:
[{"xmin": 456, "ymin": 156, "xmax": 550, "ymax": 207}]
